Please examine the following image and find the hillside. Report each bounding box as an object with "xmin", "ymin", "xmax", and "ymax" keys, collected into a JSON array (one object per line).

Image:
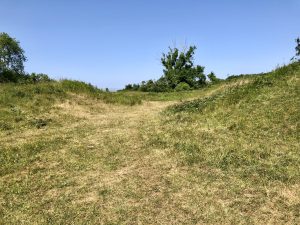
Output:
[{"xmin": 0, "ymin": 62, "xmax": 299, "ymax": 224}]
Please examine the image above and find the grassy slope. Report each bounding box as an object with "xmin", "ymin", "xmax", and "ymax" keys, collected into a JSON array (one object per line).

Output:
[{"xmin": 0, "ymin": 63, "xmax": 299, "ymax": 224}]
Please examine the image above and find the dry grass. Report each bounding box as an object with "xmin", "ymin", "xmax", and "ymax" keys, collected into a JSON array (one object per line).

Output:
[{"xmin": 0, "ymin": 63, "xmax": 300, "ymax": 224}]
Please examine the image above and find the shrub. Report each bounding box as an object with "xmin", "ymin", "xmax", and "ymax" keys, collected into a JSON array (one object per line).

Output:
[
  {"xmin": 175, "ymin": 82, "xmax": 190, "ymax": 91},
  {"xmin": 26, "ymin": 73, "xmax": 52, "ymax": 83},
  {"xmin": 124, "ymin": 84, "xmax": 133, "ymax": 90},
  {"xmin": 0, "ymin": 70, "xmax": 24, "ymax": 83},
  {"xmin": 207, "ymin": 72, "xmax": 220, "ymax": 83}
]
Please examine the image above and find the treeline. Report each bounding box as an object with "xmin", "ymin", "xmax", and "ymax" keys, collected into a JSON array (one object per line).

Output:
[
  {"xmin": 124, "ymin": 46, "xmax": 221, "ymax": 92},
  {"xmin": 2, "ymin": 32, "xmax": 299, "ymax": 90},
  {"xmin": 124, "ymin": 37, "xmax": 300, "ymax": 92}
]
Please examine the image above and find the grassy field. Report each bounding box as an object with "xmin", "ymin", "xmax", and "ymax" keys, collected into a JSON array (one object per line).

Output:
[{"xmin": 0, "ymin": 62, "xmax": 299, "ymax": 224}]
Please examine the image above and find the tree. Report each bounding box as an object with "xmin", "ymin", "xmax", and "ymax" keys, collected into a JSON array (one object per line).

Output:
[
  {"xmin": 0, "ymin": 32, "xmax": 26, "ymax": 74},
  {"xmin": 125, "ymin": 84, "xmax": 133, "ymax": 90},
  {"xmin": 132, "ymin": 84, "xmax": 140, "ymax": 91},
  {"xmin": 194, "ymin": 65, "xmax": 206, "ymax": 86},
  {"xmin": 207, "ymin": 72, "xmax": 220, "ymax": 83},
  {"xmin": 296, "ymin": 37, "xmax": 300, "ymax": 60},
  {"xmin": 291, "ymin": 37, "xmax": 300, "ymax": 61},
  {"xmin": 153, "ymin": 77, "xmax": 170, "ymax": 92},
  {"xmin": 161, "ymin": 46, "xmax": 206, "ymax": 88}
]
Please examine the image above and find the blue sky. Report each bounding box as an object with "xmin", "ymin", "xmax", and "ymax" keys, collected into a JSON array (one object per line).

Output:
[{"xmin": 1, "ymin": 0, "xmax": 299, "ymax": 89}]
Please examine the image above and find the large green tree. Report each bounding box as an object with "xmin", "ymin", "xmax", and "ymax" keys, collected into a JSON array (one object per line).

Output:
[
  {"xmin": 161, "ymin": 46, "xmax": 206, "ymax": 89},
  {"xmin": 0, "ymin": 32, "xmax": 26, "ymax": 74}
]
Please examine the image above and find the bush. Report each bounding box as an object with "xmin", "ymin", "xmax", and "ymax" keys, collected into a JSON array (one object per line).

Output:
[
  {"xmin": 0, "ymin": 70, "xmax": 52, "ymax": 84},
  {"xmin": 0, "ymin": 70, "xmax": 24, "ymax": 83},
  {"xmin": 26, "ymin": 73, "xmax": 52, "ymax": 83},
  {"xmin": 207, "ymin": 72, "xmax": 220, "ymax": 83},
  {"xmin": 124, "ymin": 84, "xmax": 133, "ymax": 90},
  {"xmin": 175, "ymin": 82, "xmax": 190, "ymax": 92}
]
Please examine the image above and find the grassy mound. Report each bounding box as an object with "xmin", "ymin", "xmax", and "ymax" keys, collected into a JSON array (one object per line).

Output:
[{"xmin": 161, "ymin": 62, "xmax": 299, "ymax": 183}]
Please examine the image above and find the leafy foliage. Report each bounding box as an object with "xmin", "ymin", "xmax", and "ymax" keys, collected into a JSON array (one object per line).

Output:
[
  {"xmin": 0, "ymin": 70, "xmax": 52, "ymax": 84},
  {"xmin": 174, "ymin": 82, "xmax": 190, "ymax": 91},
  {"xmin": 295, "ymin": 37, "xmax": 300, "ymax": 60},
  {"xmin": 0, "ymin": 33, "xmax": 54, "ymax": 84},
  {"xmin": 291, "ymin": 37, "xmax": 300, "ymax": 61},
  {"xmin": 207, "ymin": 72, "xmax": 220, "ymax": 83},
  {"xmin": 0, "ymin": 69, "xmax": 24, "ymax": 83},
  {"xmin": 161, "ymin": 46, "xmax": 206, "ymax": 88},
  {"xmin": 124, "ymin": 45, "xmax": 219, "ymax": 92},
  {"xmin": 27, "ymin": 73, "xmax": 52, "ymax": 83},
  {"xmin": 0, "ymin": 32, "xmax": 26, "ymax": 74}
]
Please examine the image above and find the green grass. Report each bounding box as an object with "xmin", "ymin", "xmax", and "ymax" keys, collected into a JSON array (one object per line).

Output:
[
  {"xmin": 160, "ymin": 62, "xmax": 300, "ymax": 182},
  {"xmin": 0, "ymin": 62, "xmax": 299, "ymax": 224}
]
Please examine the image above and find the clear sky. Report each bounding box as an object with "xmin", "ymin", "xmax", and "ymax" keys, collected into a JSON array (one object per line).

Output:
[{"xmin": 1, "ymin": 0, "xmax": 299, "ymax": 89}]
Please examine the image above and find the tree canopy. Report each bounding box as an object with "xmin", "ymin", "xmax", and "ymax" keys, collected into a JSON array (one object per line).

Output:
[
  {"xmin": 161, "ymin": 46, "xmax": 206, "ymax": 89},
  {"xmin": 0, "ymin": 32, "xmax": 26, "ymax": 74}
]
